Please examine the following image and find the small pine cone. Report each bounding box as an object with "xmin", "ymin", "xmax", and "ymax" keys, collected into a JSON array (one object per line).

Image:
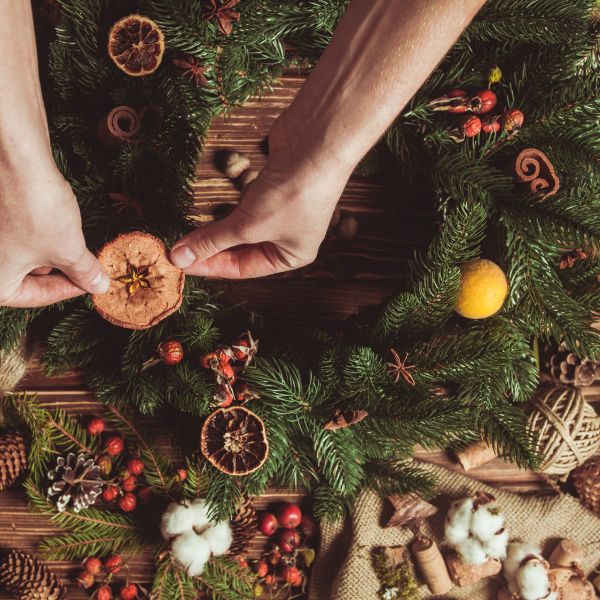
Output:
[
  {"xmin": 228, "ymin": 497, "xmax": 257, "ymax": 557},
  {"xmin": 0, "ymin": 431, "xmax": 27, "ymax": 491},
  {"xmin": 0, "ymin": 550, "xmax": 67, "ymax": 600},
  {"xmin": 547, "ymin": 350, "xmax": 599, "ymax": 387},
  {"xmin": 571, "ymin": 456, "xmax": 600, "ymax": 516}
]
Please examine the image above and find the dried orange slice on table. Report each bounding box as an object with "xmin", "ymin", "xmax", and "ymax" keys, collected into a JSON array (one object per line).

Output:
[{"xmin": 108, "ymin": 14, "xmax": 165, "ymax": 77}]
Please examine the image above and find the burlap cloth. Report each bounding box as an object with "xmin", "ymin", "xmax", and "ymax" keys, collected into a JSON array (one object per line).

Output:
[{"xmin": 309, "ymin": 461, "xmax": 600, "ymax": 600}]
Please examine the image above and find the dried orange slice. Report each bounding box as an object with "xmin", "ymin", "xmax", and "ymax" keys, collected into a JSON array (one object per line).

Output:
[
  {"xmin": 201, "ymin": 406, "xmax": 269, "ymax": 476},
  {"xmin": 107, "ymin": 14, "xmax": 165, "ymax": 77}
]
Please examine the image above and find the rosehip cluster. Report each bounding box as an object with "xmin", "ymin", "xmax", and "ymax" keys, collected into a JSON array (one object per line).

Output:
[
  {"xmin": 429, "ymin": 84, "xmax": 524, "ymax": 141},
  {"xmin": 198, "ymin": 331, "xmax": 260, "ymax": 408},
  {"xmin": 77, "ymin": 555, "xmax": 141, "ymax": 599},
  {"xmin": 254, "ymin": 503, "xmax": 318, "ymax": 594}
]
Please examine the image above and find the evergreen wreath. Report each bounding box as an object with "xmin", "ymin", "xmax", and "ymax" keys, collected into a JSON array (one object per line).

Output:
[{"xmin": 0, "ymin": 0, "xmax": 598, "ymax": 527}]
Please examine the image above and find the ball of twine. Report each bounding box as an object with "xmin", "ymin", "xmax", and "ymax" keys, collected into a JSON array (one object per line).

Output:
[
  {"xmin": 528, "ymin": 386, "xmax": 600, "ymax": 477},
  {"xmin": 0, "ymin": 343, "xmax": 27, "ymax": 396}
]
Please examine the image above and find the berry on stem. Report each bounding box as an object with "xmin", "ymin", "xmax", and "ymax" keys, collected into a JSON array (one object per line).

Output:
[
  {"xmin": 84, "ymin": 556, "xmax": 103, "ymax": 576},
  {"xmin": 105, "ymin": 436, "xmax": 125, "ymax": 456},
  {"xmin": 158, "ymin": 339, "xmax": 184, "ymax": 365},
  {"xmin": 503, "ymin": 108, "xmax": 525, "ymax": 132},
  {"xmin": 482, "ymin": 115, "xmax": 501, "ymax": 134},
  {"xmin": 97, "ymin": 585, "xmax": 113, "ymax": 600},
  {"xmin": 277, "ymin": 528, "xmax": 301, "ymax": 553},
  {"xmin": 460, "ymin": 115, "xmax": 482, "ymax": 138},
  {"xmin": 127, "ymin": 458, "xmax": 144, "ymax": 475},
  {"xmin": 121, "ymin": 475, "xmax": 137, "ymax": 492},
  {"xmin": 76, "ymin": 569, "xmax": 95, "ymax": 589},
  {"xmin": 470, "ymin": 89, "xmax": 497, "ymax": 114},
  {"xmin": 277, "ymin": 503, "xmax": 302, "ymax": 529},
  {"xmin": 176, "ymin": 468, "xmax": 188, "ymax": 482},
  {"xmin": 119, "ymin": 583, "xmax": 138, "ymax": 600},
  {"xmin": 281, "ymin": 565, "xmax": 301, "ymax": 585},
  {"xmin": 119, "ymin": 492, "xmax": 137, "ymax": 512},
  {"xmin": 256, "ymin": 560, "xmax": 269, "ymax": 577},
  {"xmin": 102, "ymin": 485, "xmax": 120, "ymax": 502},
  {"xmin": 104, "ymin": 554, "xmax": 123, "ymax": 574},
  {"xmin": 87, "ymin": 417, "xmax": 106, "ymax": 436}
]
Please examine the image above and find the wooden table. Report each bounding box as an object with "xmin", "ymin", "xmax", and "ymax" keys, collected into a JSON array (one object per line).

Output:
[{"xmin": 2, "ymin": 74, "xmax": 598, "ymax": 598}]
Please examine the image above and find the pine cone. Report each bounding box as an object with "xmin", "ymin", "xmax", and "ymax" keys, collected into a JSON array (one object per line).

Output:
[
  {"xmin": 0, "ymin": 550, "xmax": 66, "ymax": 600},
  {"xmin": 0, "ymin": 431, "xmax": 27, "ymax": 491},
  {"xmin": 47, "ymin": 453, "xmax": 103, "ymax": 513},
  {"xmin": 547, "ymin": 350, "xmax": 599, "ymax": 387},
  {"xmin": 228, "ymin": 497, "xmax": 257, "ymax": 557},
  {"xmin": 571, "ymin": 456, "xmax": 600, "ymax": 516}
]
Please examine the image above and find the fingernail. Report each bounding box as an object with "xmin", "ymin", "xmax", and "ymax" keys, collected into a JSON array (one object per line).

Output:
[
  {"xmin": 90, "ymin": 271, "xmax": 110, "ymax": 294},
  {"xmin": 171, "ymin": 245, "xmax": 196, "ymax": 268}
]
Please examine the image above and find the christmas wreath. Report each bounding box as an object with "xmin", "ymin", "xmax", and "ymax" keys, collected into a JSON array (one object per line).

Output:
[{"xmin": 0, "ymin": 0, "xmax": 599, "ymax": 586}]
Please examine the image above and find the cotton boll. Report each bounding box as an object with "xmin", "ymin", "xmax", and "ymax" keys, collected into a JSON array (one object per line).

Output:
[
  {"xmin": 456, "ymin": 537, "xmax": 488, "ymax": 565},
  {"xmin": 504, "ymin": 543, "xmax": 542, "ymax": 595},
  {"xmin": 190, "ymin": 498, "xmax": 212, "ymax": 531},
  {"xmin": 202, "ymin": 520, "xmax": 233, "ymax": 556},
  {"xmin": 470, "ymin": 505, "xmax": 505, "ymax": 542},
  {"xmin": 483, "ymin": 528, "xmax": 509, "ymax": 560},
  {"xmin": 516, "ymin": 558, "xmax": 551, "ymax": 600},
  {"xmin": 171, "ymin": 531, "xmax": 212, "ymax": 577},
  {"xmin": 444, "ymin": 498, "xmax": 474, "ymax": 545},
  {"xmin": 160, "ymin": 500, "xmax": 195, "ymax": 540}
]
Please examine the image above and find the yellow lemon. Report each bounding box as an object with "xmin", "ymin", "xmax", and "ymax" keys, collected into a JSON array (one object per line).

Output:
[{"xmin": 455, "ymin": 259, "xmax": 509, "ymax": 319}]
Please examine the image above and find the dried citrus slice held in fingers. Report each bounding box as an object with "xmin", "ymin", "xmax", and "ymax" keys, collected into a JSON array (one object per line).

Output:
[
  {"xmin": 92, "ymin": 232, "xmax": 184, "ymax": 330},
  {"xmin": 108, "ymin": 15, "xmax": 165, "ymax": 77}
]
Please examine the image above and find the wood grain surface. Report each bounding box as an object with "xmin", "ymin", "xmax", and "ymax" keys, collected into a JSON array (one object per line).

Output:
[{"xmin": 1, "ymin": 74, "xmax": 599, "ymax": 599}]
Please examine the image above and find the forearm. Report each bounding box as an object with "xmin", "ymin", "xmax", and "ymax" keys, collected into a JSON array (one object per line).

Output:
[
  {"xmin": 278, "ymin": 0, "xmax": 486, "ymax": 171},
  {"xmin": 0, "ymin": 2, "xmax": 53, "ymax": 175}
]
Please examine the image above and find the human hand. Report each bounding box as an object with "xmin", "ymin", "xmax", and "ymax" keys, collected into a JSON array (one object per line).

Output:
[
  {"xmin": 0, "ymin": 168, "xmax": 109, "ymax": 307},
  {"xmin": 170, "ymin": 119, "xmax": 352, "ymax": 278}
]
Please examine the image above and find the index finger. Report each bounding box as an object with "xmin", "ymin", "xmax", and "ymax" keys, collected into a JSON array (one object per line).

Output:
[{"xmin": 4, "ymin": 274, "xmax": 86, "ymax": 308}]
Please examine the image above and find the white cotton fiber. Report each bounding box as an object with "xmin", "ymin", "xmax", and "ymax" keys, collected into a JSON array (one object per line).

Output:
[
  {"xmin": 516, "ymin": 558, "xmax": 552, "ymax": 600},
  {"xmin": 483, "ymin": 528, "xmax": 509, "ymax": 560},
  {"xmin": 202, "ymin": 520, "xmax": 233, "ymax": 556},
  {"xmin": 171, "ymin": 530, "xmax": 212, "ymax": 576},
  {"xmin": 470, "ymin": 505, "xmax": 504, "ymax": 541},
  {"xmin": 456, "ymin": 537, "xmax": 488, "ymax": 565},
  {"xmin": 444, "ymin": 498, "xmax": 474, "ymax": 545},
  {"xmin": 190, "ymin": 498, "xmax": 212, "ymax": 531},
  {"xmin": 503, "ymin": 542, "xmax": 543, "ymax": 597},
  {"xmin": 160, "ymin": 500, "xmax": 195, "ymax": 540}
]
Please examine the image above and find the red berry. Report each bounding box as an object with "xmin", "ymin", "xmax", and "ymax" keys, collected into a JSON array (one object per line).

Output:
[
  {"xmin": 300, "ymin": 514, "xmax": 317, "ymax": 539},
  {"xmin": 446, "ymin": 88, "xmax": 469, "ymax": 114},
  {"xmin": 460, "ymin": 114, "xmax": 481, "ymax": 138},
  {"xmin": 121, "ymin": 475, "xmax": 137, "ymax": 492},
  {"xmin": 137, "ymin": 487, "xmax": 153, "ymax": 504},
  {"xmin": 105, "ymin": 435, "xmax": 124, "ymax": 456},
  {"xmin": 290, "ymin": 571, "xmax": 304, "ymax": 587},
  {"xmin": 481, "ymin": 115, "xmax": 501, "ymax": 134},
  {"xmin": 199, "ymin": 352, "xmax": 219, "ymax": 369},
  {"xmin": 256, "ymin": 560, "xmax": 269, "ymax": 577},
  {"xmin": 87, "ymin": 417, "xmax": 106, "ymax": 436},
  {"xmin": 119, "ymin": 583, "xmax": 138, "ymax": 600},
  {"xmin": 77, "ymin": 569, "xmax": 95, "ymax": 589},
  {"xmin": 281, "ymin": 565, "xmax": 301, "ymax": 585},
  {"xmin": 277, "ymin": 503, "xmax": 302, "ymax": 529},
  {"xmin": 258, "ymin": 512, "xmax": 279, "ymax": 537},
  {"xmin": 158, "ymin": 339, "xmax": 184, "ymax": 365},
  {"xmin": 84, "ymin": 556, "xmax": 102, "ymax": 575},
  {"xmin": 232, "ymin": 339, "xmax": 249, "ymax": 361},
  {"xmin": 98, "ymin": 455, "xmax": 113, "ymax": 477},
  {"xmin": 97, "ymin": 585, "xmax": 113, "ymax": 600},
  {"xmin": 102, "ymin": 485, "xmax": 120, "ymax": 502},
  {"xmin": 214, "ymin": 385, "xmax": 234, "ymax": 408},
  {"xmin": 219, "ymin": 362, "xmax": 236, "ymax": 382},
  {"xmin": 277, "ymin": 528, "xmax": 301, "ymax": 553},
  {"xmin": 264, "ymin": 574, "xmax": 276, "ymax": 586},
  {"xmin": 503, "ymin": 108, "xmax": 525, "ymax": 132},
  {"xmin": 176, "ymin": 468, "xmax": 188, "ymax": 482},
  {"xmin": 104, "ymin": 555, "xmax": 123, "ymax": 574},
  {"xmin": 470, "ymin": 89, "xmax": 497, "ymax": 114},
  {"xmin": 119, "ymin": 492, "xmax": 137, "ymax": 512},
  {"xmin": 268, "ymin": 548, "xmax": 282, "ymax": 566},
  {"xmin": 216, "ymin": 347, "xmax": 233, "ymax": 363},
  {"xmin": 127, "ymin": 458, "xmax": 144, "ymax": 475}
]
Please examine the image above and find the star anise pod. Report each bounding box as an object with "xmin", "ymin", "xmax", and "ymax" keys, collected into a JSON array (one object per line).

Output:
[
  {"xmin": 108, "ymin": 192, "xmax": 144, "ymax": 222},
  {"xmin": 387, "ymin": 349, "xmax": 416, "ymax": 386},
  {"xmin": 205, "ymin": 0, "xmax": 240, "ymax": 36},
  {"xmin": 118, "ymin": 265, "xmax": 151, "ymax": 296},
  {"xmin": 173, "ymin": 55, "xmax": 210, "ymax": 86}
]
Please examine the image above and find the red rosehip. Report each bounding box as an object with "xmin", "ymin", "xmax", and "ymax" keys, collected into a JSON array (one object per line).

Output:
[
  {"xmin": 127, "ymin": 458, "xmax": 144, "ymax": 475},
  {"xmin": 97, "ymin": 585, "xmax": 113, "ymax": 600},
  {"xmin": 104, "ymin": 554, "xmax": 123, "ymax": 574},
  {"xmin": 277, "ymin": 503, "xmax": 302, "ymax": 529},
  {"xmin": 446, "ymin": 88, "xmax": 469, "ymax": 114},
  {"xmin": 98, "ymin": 455, "xmax": 113, "ymax": 477},
  {"xmin": 137, "ymin": 487, "xmax": 153, "ymax": 504},
  {"xmin": 235, "ymin": 382, "xmax": 259, "ymax": 404},
  {"xmin": 219, "ymin": 362, "xmax": 236, "ymax": 382},
  {"xmin": 199, "ymin": 352, "xmax": 219, "ymax": 369},
  {"xmin": 119, "ymin": 492, "xmax": 137, "ymax": 512},
  {"xmin": 258, "ymin": 512, "xmax": 279, "ymax": 537},
  {"xmin": 119, "ymin": 583, "xmax": 138, "ymax": 600},
  {"xmin": 87, "ymin": 417, "xmax": 106, "ymax": 436},
  {"xmin": 290, "ymin": 570, "xmax": 304, "ymax": 587},
  {"xmin": 503, "ymin": 108, "xmax": 525, "ymax": 132},
  {"xmin": 158, "ymin": 339, "xmax": 184, "ymax": 365},
  {"xmin": 268, "ymin": 548, "xmax": 282, "ymax": 566},
  {"xmin": 481, "ymin": 115, "xmax": 501, "ymax": 134},
  {"xmin": 232, "ymin": 339, "xmax": 249, "ymax": 361},
  {"xmin": 277, "ymin": 528, "xmax": 301, "ymax": 553},
  {"xmin": 264, "ymin": 574, "xmax": 276, "ymax": 586},
  {"xmin": 105, "ymin": 435, "xmax": 124, "ymax": 456},
  {"xmin": 237, "ymin": 558, "xmax": 248, "ymax": 568},
  {"xmin": 214, "ymin": 385, "xmax": 233, "ymax": 408},
  {"xmin": 281, "ymin": 565, "xmax": 301, "ymax": 585},
  {"xmin": 121, "ymin": 475, "xmax": 137, "ymax": 492},
  {"xmin": 256, "ymin": 560, "xmax": 269, "ymax": 577},
  {"xmin": 77, "ymin": 569, "xmax": 95, "ymax": 589},
  {"xmin": 176, "ymin": 468, "xmax": 188, "ymax": 482},
  {"xmin": 84, "ymin": 556, "xmax": 102, "ymax": 575},
  {"xmin": 460, "ymin": 114, "xmax": 481, "ymax": 138},
  {"xmin": 216, "ymin": 347, "xmax": 233, "ymax": 363},
  {"xmin": 470, "ymin": 89, "xmax": 497, "ymax": 114},
  {"xmin": 300, "ymin": 514, "xmax": 317, "ymax": 539},
  {"xmin": 102, "ymin": 485, "xmax": 120, "ymax": 503}
]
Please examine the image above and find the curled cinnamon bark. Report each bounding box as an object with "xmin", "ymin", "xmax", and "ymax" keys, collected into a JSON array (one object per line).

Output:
[
  {"xmin": 514, "ymin": 148, "xmax": 560, "ymax": 199},
  {"xmin": 97, "ymin": 105, "xmax": 141, "ymax": 146}
]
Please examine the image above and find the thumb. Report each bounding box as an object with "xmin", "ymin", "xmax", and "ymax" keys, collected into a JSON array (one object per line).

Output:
[
  {"xmin": 54, "ymin": 248, "xmax": 110, "ymax": 294},
  {"xmin": 170, "ymin": 213, "xmax": 252, "ymax": 270}
]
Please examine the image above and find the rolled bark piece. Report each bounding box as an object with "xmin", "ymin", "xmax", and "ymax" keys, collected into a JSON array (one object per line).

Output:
[
  {"xmin": 514, "ymin": 148, "xmax": 560, "ymax": 199},
  {"xmin": 548, "ymin": 539, "xmax": 585, "ymax": 569},
  {"xmin": 411, "ymin": 537, "xmax": 453, "ymax": 594},
  {"xmin": 559, "ymin": 577, "xmax": 595, "ymax": 600},
  {"xmin": 445, "ymin": 552, "xmax": 501, "ymax": 587},
  {"xmin": 455, "ymin": 440, "xmax": 497, "ymax": 471},
  {"xmin": 98, "ymin": 106, "xmax": 141, "ymax": 146}
]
